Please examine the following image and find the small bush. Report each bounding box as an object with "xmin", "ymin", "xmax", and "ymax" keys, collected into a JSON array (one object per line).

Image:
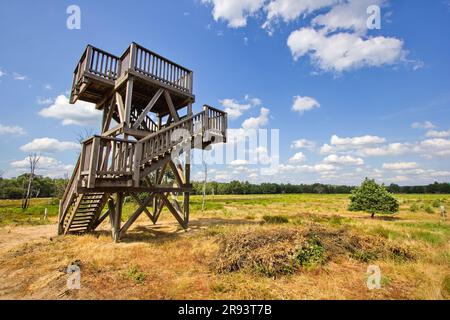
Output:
[
  {"xmin": 126, "ymin": 266, "xmax": 147, "ymax": 285},
  {"xmin": 410, "ymin": 203, "xmax": 419, "ymax": 212},
  {"xmin": 295, "ymin": 235, "xmax": 324, "ymax": 267},
  {"xmin": 424, "ymin": 206, "xmax": 434, "ymax": 214},
  {"xmin": 262, "ymin": 215, "xmax": 289, "ymax": 224},
  {"xmin": 349, "ymin": 178, "xmax": 399, "ymax": 218},
  {"xmin": 432, "ymin": 199, "xmax": 441, "ymax": 208}
]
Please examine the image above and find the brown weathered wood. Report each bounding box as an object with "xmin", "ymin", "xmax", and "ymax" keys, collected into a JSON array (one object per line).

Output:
[{"xmin": 61, "ymin": 43, "xmax": 228, "ymax": 240}]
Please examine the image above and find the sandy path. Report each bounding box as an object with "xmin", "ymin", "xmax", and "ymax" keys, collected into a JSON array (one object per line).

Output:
[{"xmin": 0, "ymin": 224, "xmax": 57, "ymax": 253}]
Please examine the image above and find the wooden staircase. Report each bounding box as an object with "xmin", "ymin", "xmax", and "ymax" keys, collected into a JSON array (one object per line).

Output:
[{"xmin": 58, "ymin": 105, "xmax": 226, "ymax": 235}]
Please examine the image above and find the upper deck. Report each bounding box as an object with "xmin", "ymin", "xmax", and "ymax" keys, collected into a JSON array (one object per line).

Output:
[{"xmin": 70, "ymin": 43, "xmax": 194, "ymax": 115}]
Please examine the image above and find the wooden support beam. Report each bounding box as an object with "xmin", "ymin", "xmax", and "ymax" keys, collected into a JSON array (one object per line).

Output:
[
  {"xmin": 120, "ymin": 194, "xmax": 153, "ymax": 236},
  {"xmin": 92, "ymin": 208, "xmax": 110, "ymax": 229},
  {"xmin": 124, "ymin": 77, "xmax": 134, "ymax": 127},
  {"xmin": 132, "ymin": 88, "xmax": 164, "ymax": 129},
  {"xmin": 102, "ymin": 96, "xmax": 117, "ymax": 133},
  {"xmin": 130, "ymin": 193, "xmax": 154, "ymax": 223},
  {"xmin": 168, "ymin": 160, "xmax": 185, "ymax": 186},
  {"xmin": 87, "ymin": 137, "xmax": 100, "ymax": 188},
  {"xmin": 158, "ymin": 193, "xmax": 186, "ymax": 229},
  {"xmin": 116, "ymin": 92, "xmax": 126, "ymax": 123},
  {"xmin": 164, "ymin": 90, "xmax": 180, "ymax": 122},
  {"xmin": 113, "ymin": 193, "xmax": 123, "ymax": 242}
]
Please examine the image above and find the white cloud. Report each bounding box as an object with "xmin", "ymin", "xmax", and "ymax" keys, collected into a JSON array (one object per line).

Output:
[
  {"xmin": 331, "ymin": 134, "xmax": 386, "ymax": 147},
  {"xmin": 263, "ymin": 0, "xmax": 338, "ymax": 33},
  {"xmin": 0, "ymin": 68, "xmax": 6, "ymax": 77},
  {"xmin": 383, "ymin": 162, "xmax": 419, "ymax": 170},
  {"xmin": 289, "ymin": 152, "xmax": 306, "ymax": 164},
  {"xmin": 358, "ymin": 142, "xmax": 411, "ymax": 157},
  {"xmin": 10, "ymin": 156, "xmax": 74, "ymax": 178},
  {"xmin": 44, "ymin": 84, "xmax": 52, "ymax": 90},
  {"xmin": 292, "ymin": 95, "xmax": 320, "ymax": 114},
  {"xmin": 312, "ymin": 0, "xmax": 385, "ymax": 34},
  {"xmin": 220, "ymin": 96, "xmax": 261, "ymax": 120},
  {"xmin": 242, "ymin": 107, "xmax": 270, "ymax": 129},
  {"xmin": 13, "ymin": 72, "xmax": 27, "ymax": 80},
  {"xmin": 411, "ymin": 121, "xmax": 436, "ymax": 129},
  {"xmin": 0, "ymin": 124, "xmax": 26, "ymax": 136},
  {"xmin": 426, "ymin": 129, "xmax": 450, "ymax": 138},
  {"xmin": 20, "ymin": 138, "xmax": 79, "ymax": 153},
  {"xmin": 38, "ymin": 95, "xmax": 101, "ymax": 126},
  {"xmin": 287, "ymin": 27, "xmax": 404, "ymax": 72},
  {"xmin": 291, "ymin": 138, "xmax": 316, "ymax": 150},
  {"xmin": 230, "ymin": 159, "xmax": 249, "ymax": 166},
  {"xmin": 201, "ymin": 0, "xmax": 265, "ymax": 28},
  {"xmin": 323, "ymin": 154, "xmax": 364, "ymax": 165}
]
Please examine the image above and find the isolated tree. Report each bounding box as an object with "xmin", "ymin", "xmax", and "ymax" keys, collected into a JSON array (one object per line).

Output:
[
  {"xmin": 349, "ymin": 178, "xmax": 399, "ymax": 218},
  {"xmin": 22, "ymin": 153, "xmax": 40, "ymax": 209}
]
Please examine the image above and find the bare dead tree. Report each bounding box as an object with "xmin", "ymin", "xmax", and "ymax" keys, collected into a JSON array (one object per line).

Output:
[
  {"xmin": 75, "ymin": 128, "xmax": 95, "ymax": 144},
  {"xmin": 22, "ymin": 153, "xmax": 40, "ymax": 210}
]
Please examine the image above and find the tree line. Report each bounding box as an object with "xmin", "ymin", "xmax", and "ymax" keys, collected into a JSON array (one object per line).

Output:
[
  {"xmin": 191, "ymin": 180, "xmax": 450, "ymax": 195},
  {"xmin": 0, "ymin": 174, "xmax": 449, "ymax": 199}
]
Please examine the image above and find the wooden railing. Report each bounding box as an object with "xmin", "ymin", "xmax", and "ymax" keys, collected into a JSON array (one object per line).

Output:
[
  {"xmin": 76, "ymin": 106, "xmax": 226, "ymax": 189},
  {"xmin": 203, "ymin": 105, "xmax": 227, "ymax": 138},
  {"xmin": 72, "ymin": 43, "xmax": 193, "ymax": 98},
  {"xmin": 72, "ymin": 45, "xmax": 120, "ymax": 88},
  {"xmin": 60, "ymin": 156, "xmax": 81, "ymax": 221},
  {"xmin": 130, "ymin": 109, "xmax": 158, "ymax": 132},
  {"xmin": 139, "ymin": 105, "xmax": 226, "ymax": 164},
  {"xmin": 80, "ymin": 136, "xmax": 139, "ymax": 188},
  {"xmin": 118, "ymin": 43, "xmax": 193, "ymax": 94}
]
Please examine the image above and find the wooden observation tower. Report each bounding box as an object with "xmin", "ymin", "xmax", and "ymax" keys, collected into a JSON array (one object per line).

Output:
[{"xmin": 58, "ymin": 43, "xmax": 227, "ymax": 241}]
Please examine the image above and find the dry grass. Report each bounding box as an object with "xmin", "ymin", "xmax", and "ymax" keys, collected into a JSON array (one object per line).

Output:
[{"xmin": 0, "ymin": 194, "xmax": 449, "ymax": 300}]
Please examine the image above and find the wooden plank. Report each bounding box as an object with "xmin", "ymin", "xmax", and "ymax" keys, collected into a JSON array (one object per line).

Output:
[
  {"xmin": 116, "ymin": 92, "xmax": 126, "ymax": 123},
  {"xmin": 124, "ymin": 77, "xmax": 134, "ymax": 126},
  {"xmin": 87, "ymin": 137, "xmax": 100, "ymax": 188},
  {"xmin": 132, "ymin": 88, "xmax": 164, "ymax": 129},
  {"xmin": 164, "ymin": 90, "xmax": 180, "ymax": 122},
  {"xmin": 120, "ymin": 194, "xmax": 153, "ymax": 235},
  {"xmin": 158, "ymin": 193, "xmax": 186, "ymax": 228}
]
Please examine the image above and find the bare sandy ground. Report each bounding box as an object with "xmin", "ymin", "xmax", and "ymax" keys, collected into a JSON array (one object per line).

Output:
[{"xmin": 0, "ymin": 223, "xmax": 57, "ymax": 254}]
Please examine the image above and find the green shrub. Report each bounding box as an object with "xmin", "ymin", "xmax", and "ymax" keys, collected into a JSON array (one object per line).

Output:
[
  {"xmin": 424, "ymin": 206, "xmax": 434, "ymax": 214},
  {"xmin": 125, "ymin": 265, "xmax": 147, "ymax": 284},
  {"xmin": 410, "ymin": 203, "xmax": 419, "ymax": 212},
  {"xmin": 295, "ymin": 235, "xmax": 324, "ymax": 267},
  {"xmin": 348, "ymin": 178, "xmax": 399, "ymax": 218},
  {"xmin": 432, "ymin": 199, "xmax": 441, "ymax": 208}
]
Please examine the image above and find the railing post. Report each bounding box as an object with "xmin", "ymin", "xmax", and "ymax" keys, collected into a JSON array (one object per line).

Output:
[
  {"xmin": 129, "ymin": 43, "xmax": 137, "ymax": 70},
  {"xmin": 132, "ymin": 142, "xmax": 143, "ymax": 187},
  {"xmin": 203, "ymin": 105, "xmax": 209, "ymax": 141},
  {"xmin": 222, "ymin": 113, "xmax": 227, "ymax": 142},
  {"xmin": 189, "ymin": 71, "xmax": 194, "ymax": 93},
  {"xmin": 87, "ymin": 137, "xmax": 100, "ymax": 188},
  {"xmin": 85, "ymin": 45, "xmax": 93, "ymax": 72}
]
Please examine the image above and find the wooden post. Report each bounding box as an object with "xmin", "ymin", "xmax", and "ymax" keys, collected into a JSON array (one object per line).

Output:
[
  {"xmin": 113, "ymin": 193, "xmax": 124, "ymax": 242},
  {"xmin": 133, "ymin": 143, "xmax": 143, "ymax": 187},
  {"xmin": 87, "ymin": 137, "xmax": 100, "ymax": 188},
  {"xmin": 58, "ymin": 200, "xmax": 63, "ymax": 235},
  {"xmin": 124, "ymin": 77, "xmax": 134, "ymax": 127}
]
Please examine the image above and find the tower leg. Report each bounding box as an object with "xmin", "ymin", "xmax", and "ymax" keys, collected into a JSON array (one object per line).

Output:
[{"xmin": 112, "ymin": 193, "xmax": 123, "ymax": 242}]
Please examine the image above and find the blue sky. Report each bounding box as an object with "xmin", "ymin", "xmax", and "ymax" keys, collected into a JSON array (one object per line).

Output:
[{"xmin": 0, "ymin": 0, "xmax": 449, "ymax": 185}]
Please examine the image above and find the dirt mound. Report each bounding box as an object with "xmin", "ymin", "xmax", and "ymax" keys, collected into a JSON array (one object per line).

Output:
[{"xmin": 212, "ymin": 225, "xmax": 415, "ymax": 277}]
